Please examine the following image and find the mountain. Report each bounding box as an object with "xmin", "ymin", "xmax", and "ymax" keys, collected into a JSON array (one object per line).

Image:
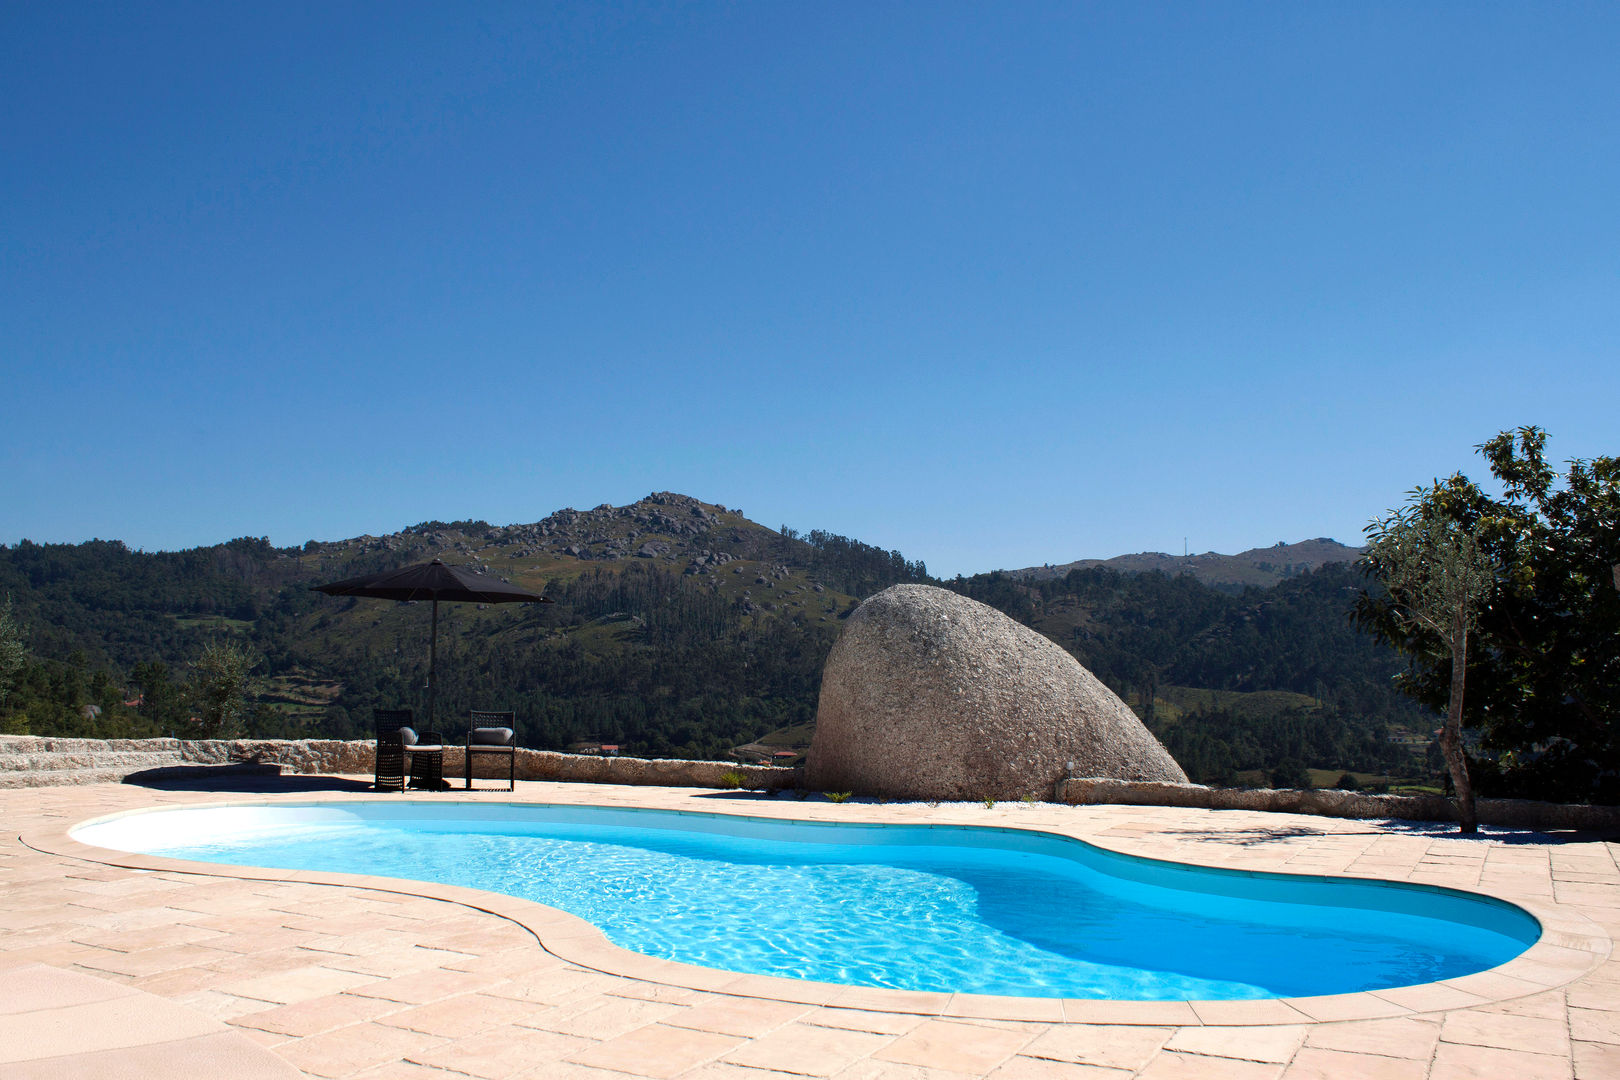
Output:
[
  {"xmin": 0, "ymin": 498, "xmax": 1426, "ymax": 785},
  {"xmin": 0, "ymin": 493, "xmax": 928, "ymax": 759},
  {"xmin": 1008, "ymin": 538, "xmax": 1364, "ymax": 592}
]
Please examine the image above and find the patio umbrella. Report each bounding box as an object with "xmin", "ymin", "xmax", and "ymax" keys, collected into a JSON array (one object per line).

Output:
[{"xmin": 312, "ymin": 558, "xmax": 551, "ymax": 733}]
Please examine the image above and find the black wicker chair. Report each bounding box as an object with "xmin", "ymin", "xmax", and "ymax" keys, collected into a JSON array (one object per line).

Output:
[
  {"xmin": 374, "ymin": 709, "xmax": 415, "ymax": 792},
  {"xmin": 374, "ymin": 710, "xmax": 447, "ymax": 791},
  {"xmin": 466, "ymin": 710, "xmax": 517, "ymax": 791}
]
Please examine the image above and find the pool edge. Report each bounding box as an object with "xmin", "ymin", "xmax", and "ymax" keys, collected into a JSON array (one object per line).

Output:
[{"xmin": 29, "ymin": 794, "xmax": 1611, "ymax": 1027}]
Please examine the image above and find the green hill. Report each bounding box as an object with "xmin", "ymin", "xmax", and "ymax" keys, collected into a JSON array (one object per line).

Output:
[
  {"xmin": 0, "ymin": 494, "xmax": 925, "ymax": 758},
  {"xmin": 0, "ymin": 494, "xmax": 1428, "ymax": 784}
]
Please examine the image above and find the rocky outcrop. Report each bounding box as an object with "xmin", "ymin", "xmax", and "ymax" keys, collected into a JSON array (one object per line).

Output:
[
  {"xmin": 0, "ymin": 735, "xmax": 798, "ymax": 791},
  {"xmin": 1059, "ymin": 777, "xmax": 1620, "ymax": 831},
  {"xmin": 0, "ymin": 735, "xmax": 187, "ymax": 788},
  {"xmin": 806, "ymin": 584, "xmax": 1187, "ymax": 801}
]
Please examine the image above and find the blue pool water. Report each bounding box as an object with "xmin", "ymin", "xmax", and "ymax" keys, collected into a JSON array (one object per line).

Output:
[{"xmin": 72, "ymin": 802, "xmax": 1540, "ymax": 1000}]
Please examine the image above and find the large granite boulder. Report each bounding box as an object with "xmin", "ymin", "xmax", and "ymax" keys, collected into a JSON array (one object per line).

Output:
[{"xmin": 806, "ymin": 584, "xmax": 1188, "ymax": 800}]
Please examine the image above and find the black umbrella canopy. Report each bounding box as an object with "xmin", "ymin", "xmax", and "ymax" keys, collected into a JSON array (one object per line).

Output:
[{"xmin": 312, "ymin": 558, "xmax": 552, "ymax": 734}]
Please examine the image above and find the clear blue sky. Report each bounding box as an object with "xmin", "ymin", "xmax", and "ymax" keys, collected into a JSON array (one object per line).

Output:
[{"xmin": 4, "ymin": 3, "xmax": 1616, "ymax": 577}]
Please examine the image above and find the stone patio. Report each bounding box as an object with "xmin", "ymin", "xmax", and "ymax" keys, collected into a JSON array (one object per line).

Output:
[{"xmin": 2, "ymin": 779, "xmax": 1617, "ymax": 1079}]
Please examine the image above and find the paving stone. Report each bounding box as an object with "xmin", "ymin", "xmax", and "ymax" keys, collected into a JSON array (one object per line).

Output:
[
  {"xmin": 1302, "ymin": 1016, "xmax": 1440, "ymax": 1059},
  {"xmin": 723, "ymin": 1021, "xmax": 893, "ymax": 1076},
  {"xmin": 568, "ymin": 1023, "xmax": 741, "ymax": 1078},
  {"xmin": 411, "ymin": 1024, "xmax": 594, "ymax": 1080},
  {"xmin": 1165, "ymin": 1025, "xmax": 1306, "ymax": 1064},
  {"xmin": 1431, "ymin": 1040, "xmax": 1574, "ymax": 1079},
  {"xmin": 1281, "ymin": 1046, "xmax": 1428, "ymax": 1079},
  {"xmin": 1019, "ymin": 1023, "xmax": 1171, "ymax": 1070}
]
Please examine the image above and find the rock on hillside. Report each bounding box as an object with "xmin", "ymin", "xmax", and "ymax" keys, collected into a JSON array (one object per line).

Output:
[{"xmin": 806, "ymin": 584, "xmax": 1187, "ymax": 801}]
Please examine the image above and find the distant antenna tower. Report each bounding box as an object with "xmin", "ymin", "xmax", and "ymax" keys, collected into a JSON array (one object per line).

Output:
[{"xmin": 1184, "ymin": 537, "xmax": 1188, "ymax": 558}]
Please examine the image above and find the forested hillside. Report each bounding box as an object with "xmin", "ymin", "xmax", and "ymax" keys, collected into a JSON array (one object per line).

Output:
[
  {"xmin": 945, "ymin": 564, "xmax": 1426, "ymax": 786},
  {"xmin": 0, "ymin": 493, "xmax": 1429, "ymax": 786}
]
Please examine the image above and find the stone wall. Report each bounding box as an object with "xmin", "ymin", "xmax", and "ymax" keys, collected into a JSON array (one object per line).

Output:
[
  {"xmin": 1058, "ymin": 777, "xmax": 1620, "ymax": 831},
  {"xmin": 182, "ymin": 739, "xmax": 801, "ymax": 790}
]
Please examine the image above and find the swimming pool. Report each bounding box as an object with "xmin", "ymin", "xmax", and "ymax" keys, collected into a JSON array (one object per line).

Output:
[{"xmin": 71, "ymin": 801, "xmax": 1540, "ymax": 1000}]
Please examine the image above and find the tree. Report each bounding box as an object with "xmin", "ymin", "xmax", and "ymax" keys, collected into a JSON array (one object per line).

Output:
[
  {"xmin": 132, "ymin": 661, "xmax": 185, "ymax": 731},
  {"xmin": 1357, "ymin": 427, "xmax": 1620, "ymax": 806},
  {"xmin": 186, "ymin": 641, "xmax": 259, "ymax": 739},
  {"xmin": 0, "ymin": 599, "xmax": 24, "ymax": 709},
  {"xmin": 1362, "ymin": 482, "xmax": 1497, "ymax": 833}
]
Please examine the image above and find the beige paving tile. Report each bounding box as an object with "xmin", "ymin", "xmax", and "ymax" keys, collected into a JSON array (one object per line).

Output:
[
  {"xmin": 232, "ymin": 992, "xmax": 406, "ymax": 1037},
  {"xmin": 1574, "ymin": 1039, "xmax": 1620, "ymax": 1080},
  {"xmin": 1429, "ymin": 1041, "xmax": 1573, "ymax": 1080},
  {"xmin": 1302, "ymin": 1015, "xmax": 1440, "ymax": 1059},
  {"xmin": 276, "ymin": 1021, "xmax": 447, "ymax": 1079},
  {"xmin": 804, "ymin": 1007, "xmax": 930, "ymax": 1036},
  {"xmin": 354, "ymin": 1062, "xmax": 491, "ymax": 1079},
  {"xmin": 411, "ymin": 1023, "xmax": 595, "ymax": 1080},
  {"xmin": 1567, "ymin": 974, "xmax": 1620, "ymax": 1010},
  {"xmin": 513, "ymin": 1063, "xmax": 637, "ymax": 1080},
  {"xmin": 1166, "ymin": 1025, "xmax": 1306, "ymax": 1063},
  {"xmin": 484, "ymin": 966, "xmax": 625, "ymax": 1006},
  {"xmin": 317, "ymin": 946, "xmax": 478, "ymax": 979},
  {"xmin": 1279, "ymin": 1046, "xmax": 1427, "ymax": 1079},
  {"xmin": 943, "ymin": 996, "xmax": 1065, "ymax": 1023},
  {"xmin": 375, "ymin": 991, "xmax": 541, "ymax": 1038},
  {"xmin": 567, "ymin": 1023, "xmax": 742, "ymax": 1078},
  {"xmin": 1134, "ymin": 1050, "xmax": 1285, "ymax": 1079},
  {"xmin": 1370, "ymin": 982, "xmax": 1490, "ymax": 1013},
  {"xmin": 872, "ymin": 1019, "xmax": 1035, "ymax": 1073},
  {"xmin": 1440, "ymin": 1008, "xmax": 1571, "ymax": 1054},
  {"xmin": 1570, "ymin": 1007, "xmax": 1620, "ymax": 1045},
  {"xmin": 70, "ymin": 942, "xmax": 231, "ymax": 978},
  {"xmin": 1188, "ymin": 999, "xmax": 1313, "ymax": 1026},
  {"xmin": 71, "ymin": 921, "xmax": 230, "ymax": 951},
  {"xmin": 1060, "ymin": 999, "xmax": 1201, "ymax": 1026},
  {"xmin": 440, "ymin": 945, "xmax": 567, "ymax": 980},
  {"xmin": 829, "ymin": 986, "xmax": 952, "ymax": 1015},
  {"xmin": 172, "ymin": 987, "xmax": 288, "ymax": 1021},
  {"xmin": 665, "ymin": 995, "xmax": 810, "ymax": 1037},
  {"xmin": 521, "ymin": 994, "xmax": 685, "ymax": 1039},
  {"xmin": 348, "ymin": 967, "xmax": 503, "ymax": 1005},
  {"xmin": 679, "ymin": 1062, "xmax": 823, "ymax": 1080},
  {"xmin": 723, "ymin": 1020, "xmax": 894, "ymax": 1076},
  {"xmin": 219, "ymin": 962, "xmax": 383, "ymax": 1004},
  {"xmin": 607, "ymin": 981, "xmax": 702, "ymax": 1005},
  {"xmin": 988, "ymin": 1056, "xmax": 1132, "ymax": 1079},
  {"xmin": 1018, "ymin": 1023, "xmax": 1171, "ymax": 1070}
]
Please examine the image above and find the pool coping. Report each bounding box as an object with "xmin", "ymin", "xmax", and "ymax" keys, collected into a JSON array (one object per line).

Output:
[{"xmin": 24, "ymin": 793, "xmax": 1613, "ymax": 1028}]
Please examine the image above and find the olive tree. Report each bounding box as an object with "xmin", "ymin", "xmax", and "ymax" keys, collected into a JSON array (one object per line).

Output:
[
  {"xmin": 1357, "ymin": 429, "xmax": 1620, "ymax": 804},
  {"xmin": 1363, "ymin": 483, "xmax": 1497, "ymax": 833},
  {"xmin": 186, "ymin": 641, "xmax": 259, "ymax": 739}
]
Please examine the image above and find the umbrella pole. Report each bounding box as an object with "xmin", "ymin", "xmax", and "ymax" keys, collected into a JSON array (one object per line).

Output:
[{"xmin": 427, "ymin": 597, "xmax": 438, "ymax": 735}]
